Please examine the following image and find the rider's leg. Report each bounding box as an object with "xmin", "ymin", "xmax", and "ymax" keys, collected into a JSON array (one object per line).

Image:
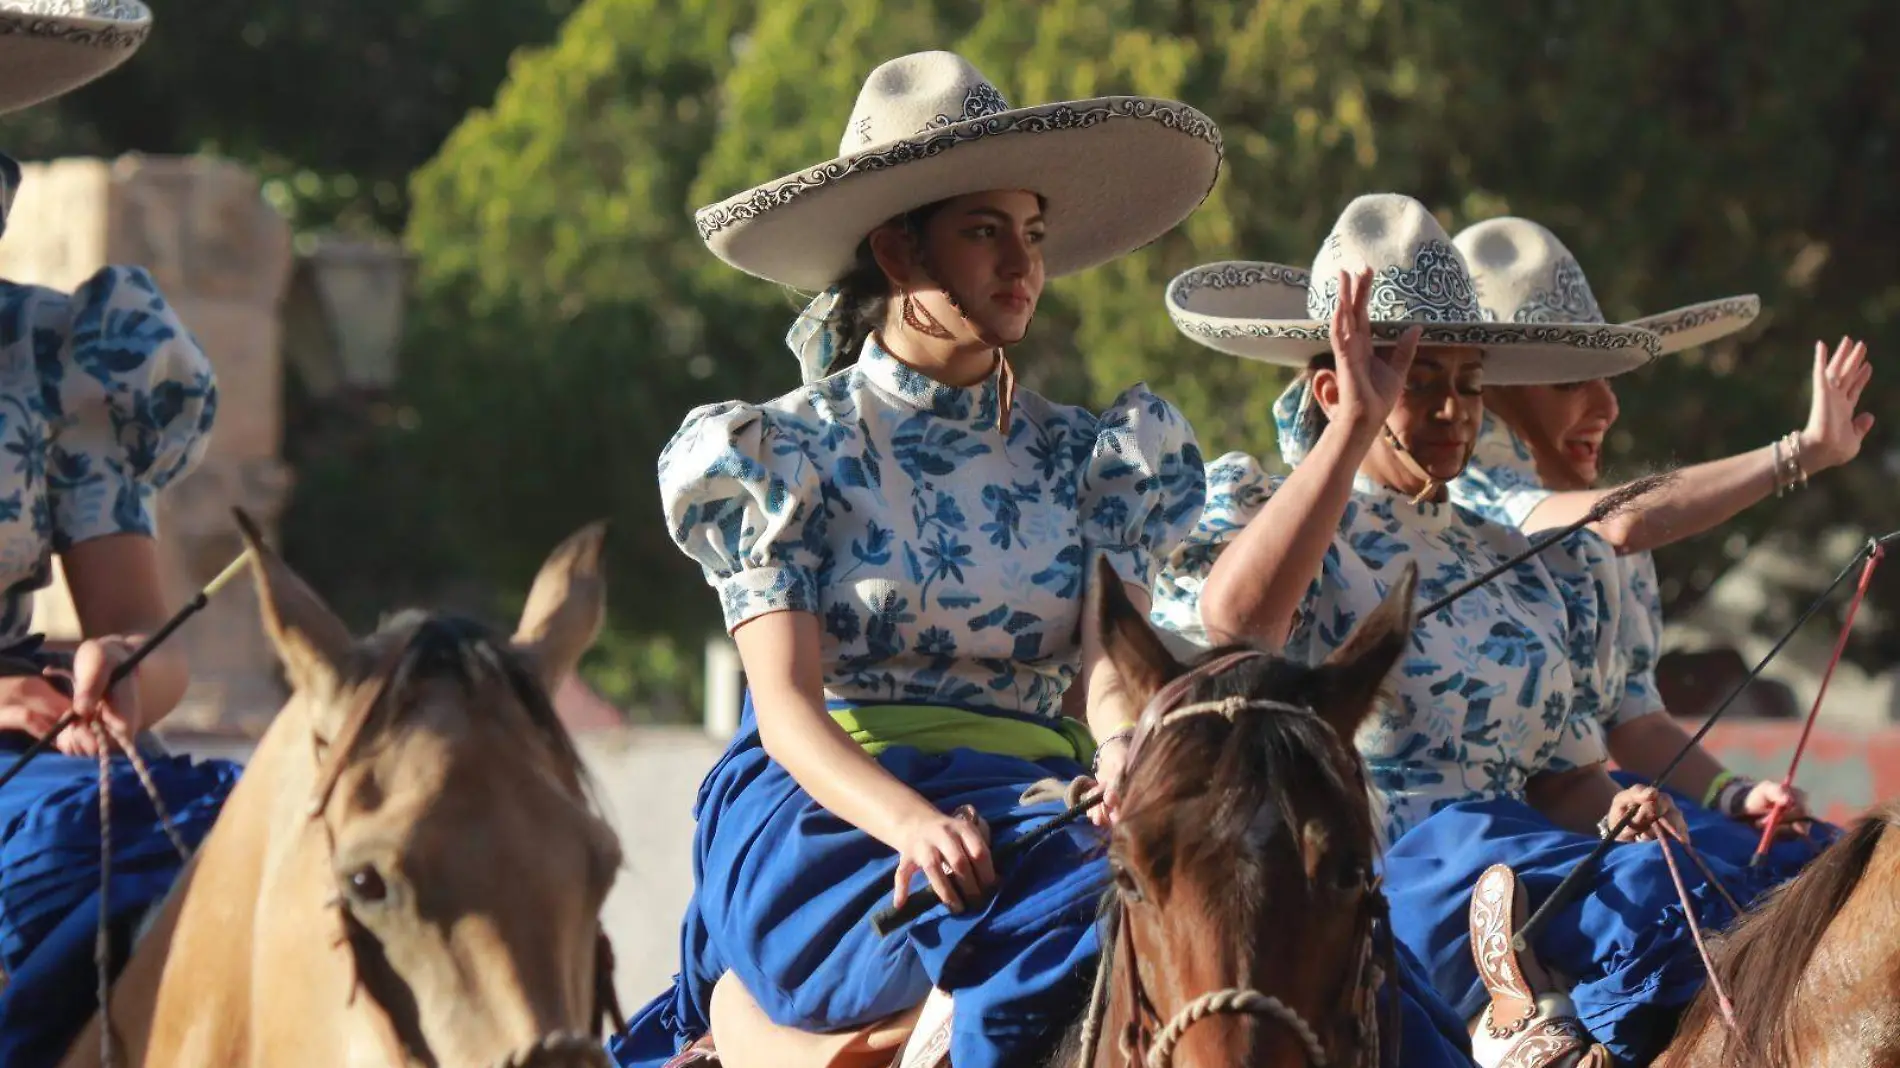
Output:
[
  {"xmin": 1468, "ymin": 864, "xmax": 1612, "ymax": 1068},
  {"xmin": 707, "ymin": 971, "xmax": 925, "ymax": 1068}
]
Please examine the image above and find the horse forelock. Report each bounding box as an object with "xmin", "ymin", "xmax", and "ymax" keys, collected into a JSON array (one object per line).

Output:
[
  {"xmin": 311, "ymin": 610, "xmax": 593, "ymax": 817},
  {"xmin": 1118, "ymin": 645, "xmax": 1376, "ymax": 933}
]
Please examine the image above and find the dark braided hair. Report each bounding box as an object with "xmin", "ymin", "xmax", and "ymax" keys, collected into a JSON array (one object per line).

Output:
[{"xmin": 826, "ymin": 200, "xmax": 954, "ymax": 373}]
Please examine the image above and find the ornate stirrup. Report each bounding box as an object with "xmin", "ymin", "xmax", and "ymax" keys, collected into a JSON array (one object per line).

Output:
[{"xmin": 1469, "ymin": 865, "xmax": 1611, "ymax": 1068}]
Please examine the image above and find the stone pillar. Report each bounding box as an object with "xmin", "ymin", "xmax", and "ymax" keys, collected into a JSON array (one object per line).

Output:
[{"xmin": 0, "ymin": 154, "xmax": 295, "ymax": 734}]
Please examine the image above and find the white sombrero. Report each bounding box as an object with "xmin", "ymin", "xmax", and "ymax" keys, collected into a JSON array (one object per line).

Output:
[
  {"xmin": 1454, "ymin": 216, "xmax": 1760, "ymax": 356},
  {"xmin": 1165, "ymin": 193, "xmax": 1662, "ymax": 386},
  {"xmin": 0, "ymin": 1, "xmax": 150, "ymax": 116},
  {"xmin": 693, "ymin": 50, "xmax": 1224, "ymax": 292}
]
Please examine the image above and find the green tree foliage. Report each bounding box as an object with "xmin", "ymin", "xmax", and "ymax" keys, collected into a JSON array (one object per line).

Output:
[
  {"xmin": 0, "ymin": 0, "xmax": 581, "ymax": 232},
  {"xmin": 389, "ymin": 0, "xmax": 1900, "ymax": 707},
  {"xmin": 19, "ymin": 0, "xmax": 1895, "ymax": 709}
]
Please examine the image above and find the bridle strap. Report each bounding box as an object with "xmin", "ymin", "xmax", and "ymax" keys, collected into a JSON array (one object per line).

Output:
[{"xmin": 1095, "ymin": 649, "xmax": 1383, "ymax": 1068}]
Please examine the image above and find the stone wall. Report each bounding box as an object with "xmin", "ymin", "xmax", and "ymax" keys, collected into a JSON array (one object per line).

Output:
[{"xmin": 0, "ymin": 154, "xmax": 295, "ymax": 732}]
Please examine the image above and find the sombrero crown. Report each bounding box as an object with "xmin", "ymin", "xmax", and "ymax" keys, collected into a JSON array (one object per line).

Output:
[
  {"xmin": 694, "ymin": 50, "xmax": 1223, "ymax": 292},
  {"xmin": 1165, "ymin": 193, "xmax": 1663, "ymax": 386},
  {"xmin": 1455, "ymin": 216, "xmax": 1760, "ymax": 356}
]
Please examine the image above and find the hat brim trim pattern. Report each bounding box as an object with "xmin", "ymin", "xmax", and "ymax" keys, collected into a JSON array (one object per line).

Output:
[
  {"xmin": 693, "ymin": 96, "xmax": 1222, "ymax": 291},
  {"xmin": 1625, "ymin": 295, "xmax": 1760, "ymax": 356},
  {"xmin": 1168, "ymin": 262, "xmax": 1660, "ymax": 387},
  {"xmin": 0, "ymin": 4, "xmax": 150, "ymax": 115}
]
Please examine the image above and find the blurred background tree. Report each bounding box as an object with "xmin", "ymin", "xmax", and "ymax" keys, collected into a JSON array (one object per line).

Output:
[{"xmin": 8, "ymin": 0, "xmax": 1895, "ymax": 717}]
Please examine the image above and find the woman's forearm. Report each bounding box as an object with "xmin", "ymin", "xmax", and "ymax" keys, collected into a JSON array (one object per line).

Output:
[
  {"xmin": 1606, "ymin": 710, "xmax": 1728, "ymax": 805},
  {"xmin": 1525, "ymin": 764, "xmax": 1622, "ymax": 838},
  {"xmin": 1201, "ymin": 419, "xmax": 1374, "ymax": 648},
  {"xmin": 1522, "ymin": 445, "xmax": 1784, "ymax": 554},
  {"xmin": 734, "ymin": 610, "xmax": 940, "ymax": 849}
]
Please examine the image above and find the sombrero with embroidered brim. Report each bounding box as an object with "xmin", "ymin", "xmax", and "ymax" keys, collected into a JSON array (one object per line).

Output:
[
  {"xmin": 1454, "ymin": 216, "xmax": 1760, "ymax": 357},
  {"xmin": 693, "ymin": 50, "xmax": 1224, "ymax": 293},
  {"xmin": 0, "ymin": 1, "xmax": 150, "ymax": 116},
  {"xmin": 1165, "ymin": 193, "xmax": 1661, "ymax": 386}
]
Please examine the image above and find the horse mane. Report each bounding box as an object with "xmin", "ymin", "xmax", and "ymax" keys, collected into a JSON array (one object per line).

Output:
[
  {"xmin": 312, "ymin": 610, "xmax": 592, "ymax": 815},
  {"xmin": 1675, "ymin": 802, "xmax": 1900, "ymax": 1066}
]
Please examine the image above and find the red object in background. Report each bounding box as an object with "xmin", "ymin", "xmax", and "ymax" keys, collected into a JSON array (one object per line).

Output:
[{"xmin": 1665, "ymin": 719, "xmax": 1900, "ymax": 826}]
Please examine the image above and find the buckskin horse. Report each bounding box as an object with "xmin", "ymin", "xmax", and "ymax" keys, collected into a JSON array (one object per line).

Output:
[{"xmin": 57, "ymin": 514, "xmax": 625, "ymax": 1067}]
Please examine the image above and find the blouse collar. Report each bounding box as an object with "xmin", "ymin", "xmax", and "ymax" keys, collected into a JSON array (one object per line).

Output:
[
  {"xmin": 855, "ymin": 335, "xmax": 1003, "ymax": 432},
  {"xmin": 1355, "ymin": 473, "xmax": 1455, "ymax": 533}
]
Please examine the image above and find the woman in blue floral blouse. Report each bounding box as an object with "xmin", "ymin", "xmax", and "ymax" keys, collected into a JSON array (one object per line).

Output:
[
  {"xmin": 1150, "ymin": 192, "xmax": 1758, "ymax": 1066},
  {"xmin": 0, "ymin": 5, "xmax": 240, "ymax": 1064},
  {"xmin": 609, "ymin": 52, "xmax": 1220, "ymax": 1068},
  {"xmin": 1447, "ymin": 216, "xmax": 1870, "ymax": 871}
]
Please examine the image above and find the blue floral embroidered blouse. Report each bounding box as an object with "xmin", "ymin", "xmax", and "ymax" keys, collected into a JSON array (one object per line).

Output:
[
  {"xmin": 0, "ymin": 267, "xmax": 218, "ymax": 639},
  {"xmin": 1450, "ymin": 412, "xmax": 1666, "ymax": 730},
  {"xmin": 659, "ymin": 339, "xmax": 1205, "ymax": 719},
  {"xmin": 1150, "ymin": 451, "xmax": 1626, "ymax": 843}
]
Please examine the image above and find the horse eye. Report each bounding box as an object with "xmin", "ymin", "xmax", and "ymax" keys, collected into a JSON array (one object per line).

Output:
[
  {"xmin": 346, "ymin": 864, "xmax": 389, "ymax": 905},
  {"xmin": 1111, "ymin": 861, "xmax": 1145, "ymax": 904}
]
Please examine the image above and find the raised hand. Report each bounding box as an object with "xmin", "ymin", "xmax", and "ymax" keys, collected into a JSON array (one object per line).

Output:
[
  {"xmin": 1327, "ymin": 267, "xmax": 1422, "ymax": 433},
  {"xmin": 1799, "ymin": 336, "xmax": 1875, "ymax": 472}
]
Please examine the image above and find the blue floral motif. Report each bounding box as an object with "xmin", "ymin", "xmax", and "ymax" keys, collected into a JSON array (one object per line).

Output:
[
  {"xmin": 0, "ymin": 268, "xmax": 217, "ymax": 637},
  {"xmin": 1451, "ymin": 412, "xmax": 1664, "ymax": 729},
  {"xmin": 659, "ymin": 338, "xmax": 1205, "ymax": 719},
  {"xmin": 1151, "ymin": 451, "xmax": 1622, "ymax": 843}
]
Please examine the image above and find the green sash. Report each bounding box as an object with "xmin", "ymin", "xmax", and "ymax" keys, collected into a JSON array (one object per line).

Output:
[{"xmin": 829, "ymin": 704, "xmax": 1096, "ymax": 766}]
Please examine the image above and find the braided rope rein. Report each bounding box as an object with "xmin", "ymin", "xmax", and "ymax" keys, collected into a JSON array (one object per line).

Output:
[{"xmin": 1146, "ymin": 988, "xmax": 1331, "ymax": 1068}]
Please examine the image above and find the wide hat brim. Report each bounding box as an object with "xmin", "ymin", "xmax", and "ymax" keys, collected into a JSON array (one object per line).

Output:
[
  {"xmin": 1166, "ymin": 261, "xmax": 1661, "ymax": 386},
  {"xmin": 0, "ymin": 4, "xmax": 150, "ymax": 116},
  {"xmin": 1626, "ymin": 294, "xmax": 1761, "ymax": 356},
  {"xmin": 693, "ymin": 96, "xmax": 1223, "ymax": 292}
]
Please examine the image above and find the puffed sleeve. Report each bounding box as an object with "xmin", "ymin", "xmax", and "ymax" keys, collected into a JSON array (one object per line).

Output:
[
  {"xmin": 38, "ymin": 267, "xmax": 218, "ymax": 550},
  {"xmin": 1540, "ymin": 529, "xmax": 1621, "ymax": 773},
  {"xmin": 1608, "ymin": 552, "xmax": 1668, "ymax": 728},
  {"xmin": 1451, "ymin": 412, "xmax": 1553, "ymax": 528},
  {"xmin": 657, "ymin": 400, "xmax": 828, "ymax": 632},
  {"xmin": 1077, "ymin": 384, "xmax": 1205, "ymax": 590},
  {"xmin": 1150, "ymin": 451, "xmax": 1288, "ymax": 648}
]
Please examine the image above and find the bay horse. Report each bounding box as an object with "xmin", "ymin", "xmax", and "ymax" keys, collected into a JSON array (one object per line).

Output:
[
  {"xmin": 57, "ymin": 512, "xmax": 625, "ymax": 1067},
  {"xmin": 1045, "ymin": 556, "xmax": 1417, "ymax": 1068},
  {"xmin": 1655, "ymin": 800, "xmax": 1900, "ymax": 1068}
]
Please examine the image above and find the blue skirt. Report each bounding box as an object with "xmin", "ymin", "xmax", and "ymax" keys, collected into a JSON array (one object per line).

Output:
[
  {"xmin": 607, "ymin": 701, "xmax": 1109, "ymax": 1068},
  {"xmin": 0, "ymin": 734, "xmax": 241, "ymax": 1068},
  {"xmin": 1383, "ymin": 781, "xmax": 1834, "ymax": 1066}
]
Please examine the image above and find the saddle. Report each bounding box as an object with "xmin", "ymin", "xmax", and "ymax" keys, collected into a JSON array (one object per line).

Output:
[{"xmin": 661, "ymin": 973, "xmax": 950, "ymax": 1068}]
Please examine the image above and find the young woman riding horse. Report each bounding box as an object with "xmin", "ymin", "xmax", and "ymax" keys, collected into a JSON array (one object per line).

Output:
[
  {"xmin": 1445, "ymin": 215, "xmax": 1865, "ymax": 880},
  {"xmin": 1152, "ymin": 192, "xmax": 1684, "ymax": 1067},
  {"xmin": 608, "ymin": 51, "xmax": 1220, "ymax": 1068},
  {"xmin": 0, "ymin": 5, "xmax": 240, "ymax": 1061}
]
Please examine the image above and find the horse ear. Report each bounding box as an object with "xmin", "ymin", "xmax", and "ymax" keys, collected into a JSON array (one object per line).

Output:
[
  {"xmin": 1316, "ymin": 562, "xmax": 1415, "ymax": 741},
  {"xmin": 234, "ymin": 508, "xmax": 353, "ymax": 705},
  {"xmin": 1089, "ymin": 556, "xmax": 1183, "ymax": 710},
  {"xmin": 512, "ymin": 520, "xmax": 610, "ymax": 692}
]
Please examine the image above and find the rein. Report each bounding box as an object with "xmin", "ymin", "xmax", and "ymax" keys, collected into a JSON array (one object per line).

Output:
[
  {"xmin": 1078, "ymin": 650, "xmax": 1392, "ymax": 1068},
  {"xmin": 1517, "ymin": 528, "xmax": 1900, "ymax": 952}
]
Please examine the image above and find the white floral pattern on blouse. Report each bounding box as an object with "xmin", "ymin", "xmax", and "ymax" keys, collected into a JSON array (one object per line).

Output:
[
  {"xmin": 1451, "ymin": 412, "xmax": 1666, "ymax": 728},
  {"xmin": 0, "ymin": 266, "xmax": 218, "ymax": 639},
  {"xmin": 1151, "ymin": 448, "xmax": 1625, "ymax": 843},
  {"xmin": 659, "ymin": 338, "xmax": 1205, "ymax": 719}
]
